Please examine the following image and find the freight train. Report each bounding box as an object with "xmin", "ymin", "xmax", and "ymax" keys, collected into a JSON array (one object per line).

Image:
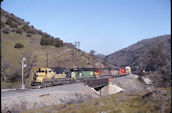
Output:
[{"xmin": 31, "ymin": 66, "xmax": 131, "ymax": 88}]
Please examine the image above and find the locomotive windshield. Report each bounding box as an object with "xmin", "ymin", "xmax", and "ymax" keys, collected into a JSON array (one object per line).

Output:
[{"xmin": 36, "ymin": 68, "xmax": 45, "ymax": 73}]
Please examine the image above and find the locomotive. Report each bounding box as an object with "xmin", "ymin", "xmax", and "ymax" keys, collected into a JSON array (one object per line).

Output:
[{"xmin": 31, "ymin": 66, "xmax": 131, "ymax": 88}]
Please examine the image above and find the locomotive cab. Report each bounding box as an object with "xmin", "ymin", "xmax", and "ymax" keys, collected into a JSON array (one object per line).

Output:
[{"xmin": 31, "ymin": 68, "xmax": 55, "ymax": 85}]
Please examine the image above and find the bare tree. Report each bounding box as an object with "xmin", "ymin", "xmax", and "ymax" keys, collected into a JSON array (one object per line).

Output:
[
  {"xmin": 1, "ymin": 59, "xmax": 10, "ymax": 81},
  {"xmin": 24, "ymin": 54, "xmax": 37, "ymax": 78},
  {"xmin": 8, "ymin": 69, "xmax": 21, "ymax": 82}
]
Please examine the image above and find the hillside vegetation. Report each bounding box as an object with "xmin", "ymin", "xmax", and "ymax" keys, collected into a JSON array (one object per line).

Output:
[
  {"xmin": 106, "ymin": 35, "xmax": 171, "ymax": 87},
  {"xmin": 1, "ymin": 9, "xmax": 108, "ymax": 88}
]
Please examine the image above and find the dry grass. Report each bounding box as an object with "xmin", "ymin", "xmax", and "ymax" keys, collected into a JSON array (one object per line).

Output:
[
  {"xmin": 21, "ymin": 87, "xmax": 171, "ymax": 113},
  {"xmin": 1, "ymin": 30, "xmax": 105, "ymax": 88}
]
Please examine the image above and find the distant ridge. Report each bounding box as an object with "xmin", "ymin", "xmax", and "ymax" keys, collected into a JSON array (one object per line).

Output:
[{"xmin": 106, "ymin": 35, "xmax": 171, "ymax": 67}]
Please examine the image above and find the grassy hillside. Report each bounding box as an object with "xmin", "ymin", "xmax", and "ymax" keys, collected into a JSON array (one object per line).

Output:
[{"xmin": 1, "ymin": 9, "xmax": 107, "ymax": 88}]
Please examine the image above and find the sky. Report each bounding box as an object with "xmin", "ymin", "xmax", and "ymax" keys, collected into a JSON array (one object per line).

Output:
[{"xmin": 1, "ymin": 0, "xmax": 171, "ymax": 55}]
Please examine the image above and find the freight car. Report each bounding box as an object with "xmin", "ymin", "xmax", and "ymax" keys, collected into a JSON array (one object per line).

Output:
[{"xmin": 31, "ymin": 66, "xmax": 131, "ymax": 88}]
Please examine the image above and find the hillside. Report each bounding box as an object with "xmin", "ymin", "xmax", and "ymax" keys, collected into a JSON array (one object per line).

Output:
[
  {"xmin": 106, "ymin": 35, "xmax": 171, "ymax": 67},
  {"xmin": 106, "ymin": 35, "xmax": 171, "ymax": 87},
  {"xmin": 0, "ymin": 9, "xmax": 109, "ymax": 88}
]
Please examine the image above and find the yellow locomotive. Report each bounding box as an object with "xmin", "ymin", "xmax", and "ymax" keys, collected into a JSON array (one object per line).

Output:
[{"xmin": 31, "ymin": 67, "xmax": 67, "ymax": 87}]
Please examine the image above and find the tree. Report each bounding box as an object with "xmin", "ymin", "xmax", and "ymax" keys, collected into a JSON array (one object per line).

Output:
[
  {"xmin": 14, "ymin": 43, "xmax": 24, "ymax": 48},
  {"xmin": 54, "ymin": 38, "xmax": 63, "ymax": 47},
  {"xmin": 40, "ymin": 37, "xmax": 54, "ymax": 46},
  {"xmin": 24, "ymin": 54, "xmax": 37, "ymax": 78},
  {"xmin": 90, "ymin": 50, "xmax": 96, "ymax": 56},
  {"xmin": 8, "ymin": 69, "xmax": 21, "ymax": 82},
  {"xmin": 1, "ymin": 60, "xmax": 10, "ymax": 81},
  {"xmin": 40, "ymin": 37, "xmax": 64, "ymax": 47}
]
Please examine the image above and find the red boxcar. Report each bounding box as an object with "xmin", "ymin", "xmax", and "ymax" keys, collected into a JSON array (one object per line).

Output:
[{"xmin": 118, "ymin": 68, "xmax": 126, "ymax": 75}]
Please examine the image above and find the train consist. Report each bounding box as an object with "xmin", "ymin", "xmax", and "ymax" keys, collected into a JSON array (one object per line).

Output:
[{"xmin": 31, "ymin": 66, "xmax": 131, "ymax": 88}]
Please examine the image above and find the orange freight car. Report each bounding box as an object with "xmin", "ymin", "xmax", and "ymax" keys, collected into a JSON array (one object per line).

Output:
[{"xmin": 118, "ymin": 68, "xmax": 126, "ymax": 75}]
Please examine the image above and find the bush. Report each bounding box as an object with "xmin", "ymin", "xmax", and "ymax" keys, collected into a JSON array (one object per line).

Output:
[
  {"xmin": 54, "ymin": 38, "xmax": 64, "ymax": 47},
  {"xmin": 16, "ymin": 29, "xmax": 24, "ymax": 34},
  {"xmin": 8, "ymin": 71, "xmax": 21, "ymax": 82},
  {"xmin": 2, "ymin": 28, "xmax": 10, "ymax": 34},
  {"xmin": 10, "ymin": 23, "xmax": 18, "ymax": 28},
  {"xmin": 42, "ymin": 33, "xmax": 51, "ymax": 38},
  {"xmin": 11, "ymin": 28, "xmax": 17, "ymax": 32},
  {"xmin": 38, "ymin": 30, "xmax": 43, "ymax": 35},
  {"xmin": 9, "ymin": 16, "xmax": 18, "ymax": 23},
  {"xmin": 26, "ymin": 29, "xmax": 36, "ymax": 34},
  {"xmin": 65, "ymin": 43, "xmax": 75, "ymax": 49},
  {"xmin": 31, "ymin": 25, "xmax": 34, "ymax": 29},
  {"xmin": 40, "ymin": 37, "xmax": 54, "ymax": 46},
  {"xmin": 6, "ymin": 19, "xmax": 13, "ymax": 25},
  {"xmin": 14, "ymin": 43, "xmax": 24, "ymax": 48},
  {"xmin": 26, "ymin": 33, "xmax": 32, "ymax": 37},
  {"xmin": 22, "ymin": 25, "xmax": 30, "ymax": 32}
]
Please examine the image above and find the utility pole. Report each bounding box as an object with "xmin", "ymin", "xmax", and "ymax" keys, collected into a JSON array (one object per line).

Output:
[
  {"xmin": 21, "ymin": 57, "xmax": 27, "ymax": 89},
  {"xmin": 74, "ymin": 41, "xmax": 80, "ymax": 68},
  {"xmin": 47, "ymin": 51, "xmax": 48, "ymax": 68}
]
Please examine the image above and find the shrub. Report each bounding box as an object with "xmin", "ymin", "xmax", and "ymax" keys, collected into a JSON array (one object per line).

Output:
[
  {"xmin": 54, "ymin": 38, "xmax": 64, "ymax": 47},
  {"xmin": 65, "ymin": 43, "xmax": 75, "ymax": 49},
  {"xmin": 14, "ymin": 43, "xmax": 24, "ymax": 49},
  {"xmin": 2, "ymin": 28, "xmax": 10, "ymax": 34},
  {"xmin": 16, "ymin": 29, "xmax": 24, "ymax": 34},
  {"xmin": 38, "ymin": 30, "xmax": 43, "ymax": 35},
  {"xmin": 26, "ymin": 29, "xmax": 36, "ymax": 34},
  {"xmin": 6, "ymin": 19, "xmax": 13, "ymax": 25},
  {"xmin": 10, "ymin": 23, "xmax": 18, "ymax": 28},
  {"xmin": 26, "ymin": 33, "xmax": 32, "ymax": 37},
  {"xmin": 40, "ymin": 36, "xmax": 64, "ymax": 47},
  {"xmin": 9, "ymin": 16, "xmax": 18, "ymax": 23},
  {"xmin": 31, "ymin": 25, "xmax": 34, "ymax": 29},
  {"xmin": 11, "ymin": 28, "xmax": 17, "ymax": 32},
  {"xmin": 40, "ymin": 37, "xmax": 54, "ymax": 46},
  {"xmin": 8, "ymin": 71, "xmax": 21, "ymax": 82},
  {"xmin": 42, "ymin": 33, "xmax": 51, "ymax": 38},
  {"xmin": 22, "ymin": 25, "xmax": 30, "ymax": 32}
]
